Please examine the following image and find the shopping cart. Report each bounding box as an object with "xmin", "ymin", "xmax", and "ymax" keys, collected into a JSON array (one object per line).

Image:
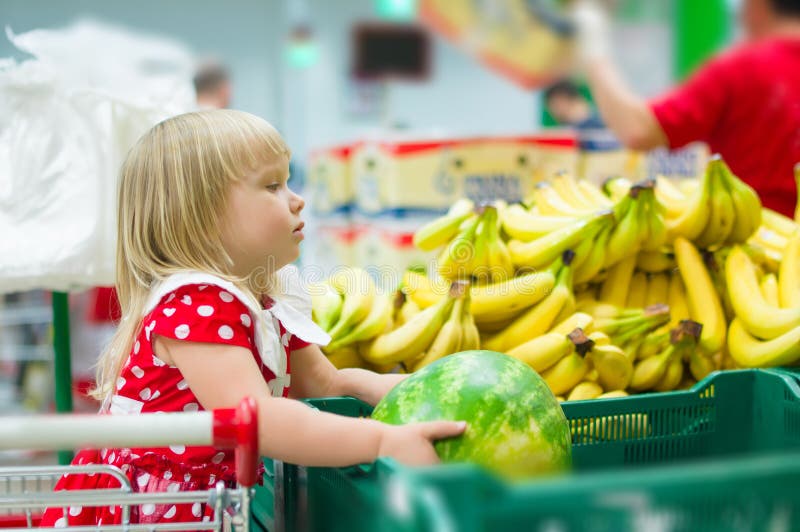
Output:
[{"xmin": 0, "ymin": 397, "xmax": 259, "ymax": 531}]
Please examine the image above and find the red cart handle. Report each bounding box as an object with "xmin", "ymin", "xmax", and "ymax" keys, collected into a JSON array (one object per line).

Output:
[{"xmin": 212, "ymin": 397, "xmax": 259, "ymax": 487}]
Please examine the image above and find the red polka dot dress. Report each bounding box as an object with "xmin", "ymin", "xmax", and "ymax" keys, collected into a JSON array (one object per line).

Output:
[{"xmin": 40, "ymin": 281, "xmax": 310, "ymax": 528}]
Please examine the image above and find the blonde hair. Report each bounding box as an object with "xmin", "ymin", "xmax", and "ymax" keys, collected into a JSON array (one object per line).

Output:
[{"xmin": 93, "ymin": 110, "xmax": 290, "ymax": 400}]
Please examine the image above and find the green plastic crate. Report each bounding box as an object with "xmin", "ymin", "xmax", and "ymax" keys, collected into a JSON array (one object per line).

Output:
[{"xmin": 256, "ymin": 369, "xmax": 800, "ymax": 531}]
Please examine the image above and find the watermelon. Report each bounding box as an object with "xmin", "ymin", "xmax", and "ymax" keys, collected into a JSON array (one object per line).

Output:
[{"xmin": 372, "ymin": 350, "xmax": 571, "ymax": 480}]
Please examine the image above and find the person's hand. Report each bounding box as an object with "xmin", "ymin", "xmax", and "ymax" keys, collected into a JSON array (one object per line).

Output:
[
  {"xmin": 569, "ymin": 0, "xmax": 613, "ymax": 67},
  {"xmin": 377, "ymin": 421, "xmax": 467, "ymax": 466}
]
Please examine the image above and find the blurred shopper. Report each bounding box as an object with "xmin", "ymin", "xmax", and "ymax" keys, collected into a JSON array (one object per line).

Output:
[
  {"xmin": 544, "ymin": 78, "xmax": 620, "ymax": 151},
  {"xmin": 193, "ymin": 59, "xmax": 232, "ymax": 109},
  {"xmin": 572, "ymin": 0, "xmax": 800, "ymax": 216}
]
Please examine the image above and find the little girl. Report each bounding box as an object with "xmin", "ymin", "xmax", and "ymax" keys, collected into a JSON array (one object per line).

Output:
[{"xmin": 40, "ymin": 110, "xmax": 465, "ymax": 528}]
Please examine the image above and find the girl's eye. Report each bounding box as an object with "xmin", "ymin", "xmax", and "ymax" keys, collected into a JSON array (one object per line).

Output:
[{"xmin": 266, "ymin": 183, "xmax": 281, "ymax": 192}]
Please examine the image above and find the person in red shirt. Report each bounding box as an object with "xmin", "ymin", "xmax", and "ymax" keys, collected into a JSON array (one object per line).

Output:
[{"xmin": 572, "ymin": 0, "xmax": 800, "ymax": 217}]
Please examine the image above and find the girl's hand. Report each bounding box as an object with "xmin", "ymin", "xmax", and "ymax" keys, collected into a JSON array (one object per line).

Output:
[{"xmin": 377, "ymin": 421, "xmax": 467, "ymax": 466}]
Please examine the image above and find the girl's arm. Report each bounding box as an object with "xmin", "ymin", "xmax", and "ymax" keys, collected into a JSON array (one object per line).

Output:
[
  {"xmin": 156, "ymin": 336, "xmax": 458, "ymax": 467},
  {"xmin": 288, "ymin": 343, "xmax": 407, "ymax": 406}
]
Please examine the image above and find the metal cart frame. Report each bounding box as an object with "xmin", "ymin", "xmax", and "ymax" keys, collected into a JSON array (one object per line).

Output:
[{"xmin": 0, "ymin": 397, "xmax": 259, "ymax": 531}]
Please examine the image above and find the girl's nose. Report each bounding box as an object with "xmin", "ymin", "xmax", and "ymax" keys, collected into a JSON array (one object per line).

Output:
[{"xmin": 291, "ymin": 190, "xmax": 305, "ymax": 213}]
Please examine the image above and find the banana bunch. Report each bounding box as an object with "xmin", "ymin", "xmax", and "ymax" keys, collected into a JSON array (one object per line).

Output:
[
  {"xmin": 724, "ymin": 245, "xmax": 800, "ymax": 367},
  {"xmin": 482, "ymin": 251, "xmax": 576, "ymax": 352},
  {"xmin": 630, "ymin": 320, "xmax": 702, "ymax": 392},
  {"xmin": 663, "ymin": 155, "xmax": 761, "ymax": 247},
  {"xmin": 406, "ymin": 282, "xmax": 480, "ymax": 371},
  {"xmin": 362, "ymin": 281, "xmax": 475, "ymax": 368},
  {"xmin": 508, "ymin": 209, "xmax": 615, "ymax": 271},
  {"xmin": 310, "ymin": 268, "xmax": 392, "ymax": 369},
  {"xmin": 401, "ymin": 267, "xmax": 555, "ymax": 333},
  {"xmin": 525, "ymin": 173, "xmax": 613, "ymax": 216},
  {"xmin": 601, "ymin": 182, "xmax": 664, "ymax": 269}
]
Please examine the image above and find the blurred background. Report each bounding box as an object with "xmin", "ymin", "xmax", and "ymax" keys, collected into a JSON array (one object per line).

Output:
[{"xmin": 0, "ymin": 0, "xmax": 738, "ymax": 449}]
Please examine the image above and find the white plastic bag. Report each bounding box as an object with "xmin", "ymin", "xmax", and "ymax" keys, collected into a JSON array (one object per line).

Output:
[{"xmin": 0, "ymin": 20, "xmax": 196, "ymax": 293}]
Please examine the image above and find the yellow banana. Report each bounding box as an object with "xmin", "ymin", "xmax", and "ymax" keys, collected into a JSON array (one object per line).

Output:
[
  {"xmin": 760, "ymin": 273, "xmax": 781, "ymax": 308},
  {"xmin": 532, "ymin": 182, "xmax": 589, "ymax": 216},
  {"xmin": 604, "ymin": 195, "xmax": 642, "ymax": 268},
  {"xmin": 469, "ymin": 217, "xmax": 492, "ymax": 283},
  {"xmin": 626, "ymin": 271, "xmax": 648, "ymax": 309},
  {"xmin": 459, "ymin": 290, "xmax": 481, "ymax": 351},
  {"xmin": 324, "ymin": 346, "xmax": 366, "ymax": 369},
  {"xmin": 587, "ymin": 331, "xmax": 611, "ymax": 346},
  {"xmin": 728, "ymin": 317, "xmax": 800, "ymax": 367},
  {"xmin": 506, "ymin": 331, "xmax": 574, "ymax": 372},
  {"xmin": 509, "ymin": 213, "xmax": 612, "ymax": 270},
  {"xmin": 364, "ymin": 286, "xmax": 456, "ymax": 365},
  {"xmin": 666, "ymin": 273, "xmax": 690, "ymax": 328},
  {"xmin": 566, "ymin": 381, "xmax": 604, "ymax": 401},
  {"xmin": 674, "ymin": 237, "xmax": 726, "ymax": 353},
  {"xmin": 644, "ymin": 272, "xmax": 670, "ymax": 307},
  {"xmin": 602, "ymin": 176, "xmax": 632, "ymax": 202},
  {"xmin": 630, "ymin": 348, "xmax": 672, "ymax": 391},
  {"xmin": 653, "ymin": 357, "xmax": 684, "ymax": 392},
  {"xmin": 542, "ymin": 352, "xmax": 589, "ymax": 396},
  {"xmin": 636, "ymin": 249, "xmax": 676, "ymax": 273},
  {"xmin": 552, "ymin": 173, "xmax": 597, "ymax": 211},
  {"xmin": 437, "ymin": 214, "xmax": 482, "ymax": 280},
  {"xmin": 666, "ymin": 167, "xmax": 711, "ymax": 243},
  {"xmin": 550, "ymin": 312, "xmax": 594, "ymax": 335},
  {"xmin": 413, "ymin": 200, "xmax": 475, "ymax": 251},
  {"xmin": 719, "ymin": 159, "xmax": 761, "ymax": 244},
  {"xmin": 599, "ymin": 255, "xmax": 637, "ymax": 308},
  {"xmin": 598, "ymin": 390, "xmax": 629, "ymax": 399},
  {"xmin": 695, "ymin": 158, "xmax": 735, "ymax": 248},
  {"xmin": 761, "ymin": 208, "xmax": 799, "ymax": 238},
  {"xmin": 725, "ymin": 246, "xmax": 800, "ymax": 339},
  {"xmin": 397, "ymin": 294, "xmax": 421, "ymax": 327},
  {"xmin": 482, "ymin": 265, "xmax": 572, "ymax": 352},
  {"xmin": 655, "ymin": 175, "xmax": 688, "ymax": 218},
  {"xmin": 587, "ymin": 343, "xmax": 633, "ymax": 391},
  {"xmin": 310, "ymin": 282, "xmax": 343, "ymax": 331},
  {"xmin": 401, "ymin": 269, "xmax": 555, "ymax": 325},
  {"xmin": 688, "ymin": 350, "xmax": 717, "ymax": 381},
  {"xmin": 574, "ymin": 224, "xmax": 611, "ymax": 285},
  {"xmin": 577, "ymin": 180, "xmax": 614, "ymax": 208},
  {"xmin": 327, "ymin": 268, "xmax": 376, "ymax": 339},
  {"xmin": 485, "ymin": 208, "xmax": 515, "ymax": 284},
  {"xmin": 499, "ymin": 203, "xmax": 577, "ymax": 242},
  {"xmin": 410, "ymin": 297, "xmax": 464, "ymax": 371},
  {"xmin": 779, "ymin": 230, "xmax": 800, "ymax": 308},
  {"xmin": 327, "ymin": 293, "xmax": 394, "ymax": 350}
]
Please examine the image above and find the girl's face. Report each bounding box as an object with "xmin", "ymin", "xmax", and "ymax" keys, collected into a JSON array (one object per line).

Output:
[{"xmin": 220, "ymin": 154, "xmax": 305, "ymax": 279}]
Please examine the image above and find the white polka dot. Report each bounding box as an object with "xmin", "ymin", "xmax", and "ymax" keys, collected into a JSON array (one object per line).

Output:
[
  {"xmin": 170, "ymin": 445, "xmax": 185, "ymax": 455},
  {"xmin": 131, "ymin": 366, "xmax": 144, "ymax": 378},
  {"xmin": 162, "ymin": 307, "xmax": 176, "ymax": 317},
  {"xmin": 164, "ymin": 505, "xmax": 177, "ymax": 519},
  {"xmin": 167, "ymin": 482, "xmax": 180, "ymax": 492},
  {"xmin": 240, "ymin": 314, "xmax": 252, "ymax": 327},
  {"xmin": 109, "ymin": 506, "xmax": 116, "ymax": 515},
  {"xmin": 108, "ymin": 452, "xmax": 116, "ymax": 463},
  {"xmin": 192, "ymin": 503, "xmax": 202, "ymax": 517},
  {"xmin": 152, "ymin": 355, "xmax": 166, "ymax": 367},
  {"xmin": 209, "ymin": 474, "xmax": 217, "ymax": 485},
  {"xmin": 116, "ymin": 377, "xmax": 126, "ymax": 390},
  {"xmin": 139, "ymin": 388, "xmax": 152, "ymax": 400},
  {"xmin": 150, "ymin": 390, "xmax": 161, "ymax": 401},
  {"xmin": 100, "ymin": 449, "xmax": 108, "ymax": 459},
  {"xmin": 133, "ymin": 341, "xmax": 140, "ymax": 354},
  {"xmin": 136, "ymin": 472, "xmax": 150, "ymax": 488},
  {"xmin": 281, "ymin": 332, "xmax": 290, "ymax": 347},
  {"xmin": 181, "ymin": 295, "xmax": 192, "ymax": 306},
  {"xmin": 68, "ymin": 506, "xmax": 82, "ymax": 516},
  {"xmin": 141, "ymin": 503, "xmax": 156, "ymax": 516},
  {"xmin": 218, "ymin": 325, "xmax": 234, "ymax": 340},
  {"xmin": 163, "ymin": 470, "xmax": 172, "ymax": 480},
  {"xmin": 54, "ymin": 517, "xmax": 67, "ymax": 528},
  {"xmin": 219, "ymin": 291, "xmax": 234, "ymax": 303},
  {"xmin": 198, "ymin": 285, "xmax": 208, "ymax": 291},
  {"xmin": 211, "ymin": 452, "xmax": 225, "ymax": 464},
  {"xmin": 197, "ymin": 305, "xmax": 215, "ymax": 317},
  {"xmin": 98, "ymin": 518, "xmax": 102, "ymax": 526},
  {"xmin": 175, "ymin": 324, "xmax": 190, "ymax": 339},
  {"xmin": 184, "ymin": 473, "xmax": 192, "ymax": 482},
  {"xmin": 183, "ymin": 402, "xmax": 199, "ymax": 412},
  {"xmin": 166, "ymin": 293, "xmax": 176, "ymax": 303},
  {"xmin": 177, "ymin": 379, "xmax": 189, "ymax": 390}
]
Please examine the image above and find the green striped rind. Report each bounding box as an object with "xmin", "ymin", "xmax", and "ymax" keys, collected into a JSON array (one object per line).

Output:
[{"xmin": 371, "ymin": 350, "xmax": 571, "ymax": 480}]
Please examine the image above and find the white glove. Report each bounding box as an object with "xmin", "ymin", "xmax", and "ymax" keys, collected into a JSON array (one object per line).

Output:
[{"xmin": 570, "ymin": 0, "xmax": 613, "ymax": 66}]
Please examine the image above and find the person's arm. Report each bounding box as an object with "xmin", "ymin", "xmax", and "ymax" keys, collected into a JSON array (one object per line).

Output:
[
  {"xmin": 585, "ymin": 58, "xmax": 669, "ymax": 151},
  {"xmin": 156, "ymin": 336, "xmax": 454, "ymax": 467},
  {"xmin": 288, "ymin": 343, "xmax": 407, "ymax": 406}
]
